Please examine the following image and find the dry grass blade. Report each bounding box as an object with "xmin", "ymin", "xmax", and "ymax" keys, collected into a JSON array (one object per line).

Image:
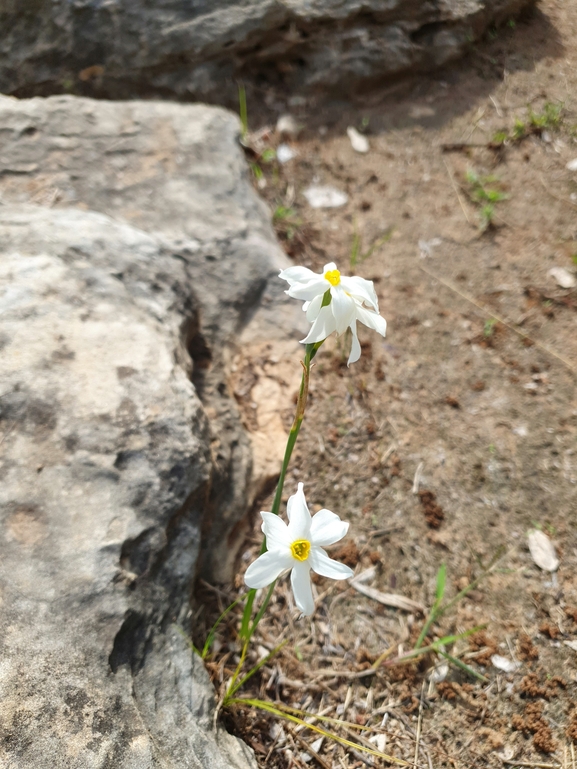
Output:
[
  {"xmin": 290, "ymin": 728, "xmax": 332, "ymax": 769},
  {"xmin": 443, "ymin": 158, "xmax": 472, "ymax": 224},
  {"xmin": 229, "ymin": 697, "xmax": 413, "ymax": 766},
  {"xmin": 412, "ymin": 461, "xmax": 424, "ymax": 494},
  {"xmin": 414, "ymin": 681, "xmax": 425, "ymax": 768},
  {"xmin": 501, "ymin": 762, "xmax": 561, "ymax": 768},
  {"xmin": 313, "ymin": 667, "xmax": 380, "ymax": 680}
]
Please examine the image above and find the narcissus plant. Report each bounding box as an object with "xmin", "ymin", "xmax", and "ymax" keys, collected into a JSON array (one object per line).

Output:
[
  {"xmin": 279, "ymin": 261, "xmax": 387, "ymax": 365},
  {"xmin": 244, "ymin": 483, "xmax": 353, "ymax": 616}
]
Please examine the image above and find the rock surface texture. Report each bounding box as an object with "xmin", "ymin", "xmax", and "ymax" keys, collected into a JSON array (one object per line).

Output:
[
  {"xmin": 0, "ymin": 96, "xmax": 303, "ymax": 768},
  {"xmin": 2, "ymin": 0, "xmax": 536, "ymax": 105}
]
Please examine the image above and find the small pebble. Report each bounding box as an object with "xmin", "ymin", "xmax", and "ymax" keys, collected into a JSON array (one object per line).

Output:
[
  {"xmin": 303, "ymin": 185, "xmax": 348, "ymax": 208},
  {"xmin": 276, "ymin": 143, "xmax": 296, "ymax": 163},
  {"xmin": 346, "ymin": 126, "xmax": 369, "ymax": 153},
  {"xmin": 276, "ymin": 114, "xmax": 301, "ymax": 138},
  {"xmin": 548, "ymin": 266, "xmax": 576, "ymax": 288}
]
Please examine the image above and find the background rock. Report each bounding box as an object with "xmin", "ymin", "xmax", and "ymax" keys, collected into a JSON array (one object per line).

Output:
[
  {"xmin": 0, "ymin": 96, "xmax": 304, "ymax": 768},
  {"xmin": 1, "ymin": 0, "xmax": 537, "ymax": 106}
]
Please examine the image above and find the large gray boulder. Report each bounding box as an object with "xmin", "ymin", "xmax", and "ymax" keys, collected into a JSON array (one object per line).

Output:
[
  {"xmin": 1, "ymin": 0, "xmax": 536, "ymax": 104},
  {"xmin": 0, "ymin": 96, "xmax": 303, "ymax": 768}
]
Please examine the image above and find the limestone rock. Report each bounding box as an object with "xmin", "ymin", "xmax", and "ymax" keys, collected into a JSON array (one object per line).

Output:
[
  {"xmin": 0, "ymin": 93, "xmax": 306, "ymax": 581},
  {"xmin": 0, "ymin": 206, "xmax": 256, "ymax": 769},
  {"xmin": 1, "ymin": 0, "xmax": 537, "ymax": 105},
  {"xmin": 0, "ymin": 96, "xmax": 305, "ymax": 768}
]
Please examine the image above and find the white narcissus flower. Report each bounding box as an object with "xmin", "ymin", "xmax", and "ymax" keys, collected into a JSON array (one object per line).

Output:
[
  {"xmin": 244, "ymin": 483, "xmax": 354, "ymax": 616},
  {"xmin": 278, "ymin": 261, "xmax": 387, "ymax": 365}
]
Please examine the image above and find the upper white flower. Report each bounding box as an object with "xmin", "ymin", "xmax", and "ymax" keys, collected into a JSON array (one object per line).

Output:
[
  {"xmin": 244, "ymin": 483, "xmax": 354, "ymax": 616},
  {"xmin": 279, "ymin": 262, "xmax": 387, "ymax": 365}
]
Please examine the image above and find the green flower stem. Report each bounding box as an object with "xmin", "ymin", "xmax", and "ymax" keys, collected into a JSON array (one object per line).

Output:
[{"xmin": 239, "ymin": 341, "xmax": 322, "ymax": 645}]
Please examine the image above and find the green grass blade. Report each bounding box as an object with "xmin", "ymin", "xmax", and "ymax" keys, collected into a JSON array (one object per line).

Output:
[
  {"xmin": 361, "ymin": 227, "xmax": 394, "ymax": 261},
  {"xmin": 240, "ymin": 589, "xmax": 256, "ymax": 642},
  {"xmin": 238, "ymin": 84, "xmax": 248, "ymax": 141},
  {"xmin": 387, "ymin": 625, "xmax": 486, "ymax": 665},
  {"xmin": 261, "ymin": 702, "xmax": 369, "ymax": 731},
  {"xmin": 349, "ymin": 229, "xmax": 362, "ymax": 268},
  {"xmin": 439, "ymin": 651, "xmax": 488, "ymax": 682},
  {"xmin": 435, "ymin": 563, "xmax": 446, "ymax": 606},
  {"xmin": 439, "ymin": 546, "xmax": 506, "ymax": 617},
  {"xmin": 415, "ymin": 563, "xmax": 447, "ymax": 649},
  {"xmin": 173, "ymin": 623, "xmax": 204, "ymax": 658},
  {"xmin": 202, "ymin": 597, "xmax": 242, "ymax": 658},
  {"xmin": 247, "ymin": 581, "xmax": 276, "ymax": 641},
  {"xmin": 414, "ymin": 612, "xmax": 435, "ymax": 650},
  {"xmin": 225, "ymin": 641, "xmax": 288, "ymax": 701}
]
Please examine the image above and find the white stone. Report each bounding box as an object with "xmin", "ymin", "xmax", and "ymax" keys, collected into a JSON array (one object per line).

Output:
[
  {"xmin": 303, "ymin": 185, "xmax": 348, "ymax": 208},
  {"xmin": 548, "ymin": 266, "xmax": 576, "ymax": 288},
  {"xmin": 276, "ymin": 114, "xmax": 300, "ymax": 138},
  {"xmin": 277, "ymin": 142, "xmax": 297, "ymax": 163}
]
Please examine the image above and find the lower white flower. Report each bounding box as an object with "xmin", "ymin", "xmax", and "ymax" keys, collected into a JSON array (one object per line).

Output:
[
  {"xmin": 244, "ymin": 483, "xmax": 354, "ymax": 616},
  {"xmin": 279, "ymin": 262, "xmax": 386, "ymax": 365}
]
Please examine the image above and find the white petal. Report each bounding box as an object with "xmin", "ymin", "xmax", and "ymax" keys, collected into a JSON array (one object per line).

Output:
[
  {"xmin": 288, "ymin": 278, "xmax": 329, "ymax": 301},
  {"xmin": 340, "ymin": 275, "xmax": 379, "ymax": 310},
  {"xmin": 244, "ymin": 550, "xmax": 293, "ymax": 588},
  {"xmin": 291, "ymin": 561, "xmax": 315, "ymax": 616},
  {"xmin": 279, "ymin": 266, "xmax": 318, "ymax": 286},
  {"xmin": 322, "ymin": 262, "xmax": 338, "ymax": 274},
  {"xmin": 305, "ymin": 292, "xmax": 324, "ymax": 322},
  {"xmin": 347, "ymin": 320, "xmax": 362, "ymax": 366},
  {"xmin": 301, "ymin": 305, "xmax": 337, "ymax": 344},
  {"xmin": 286, "ymin": 482, "xmax": 312, "ymax": 539},
  {"xmin": 309, "ymin": 547, "xmax": 354, "ymax": 580},
  {"xmin": 260, "ymin": 511, "xmax": 291, "ymax": 551},
  {"xmin": 355, "ymin": 304, "xmax": 387, "ymax": 337},
  {"xmin": 310, "ymin": 509, "xmax": 349, "ymax": 546},
  {"xmin": 330, "ymin": 286, "xmax": 357, "ymax": 335}
]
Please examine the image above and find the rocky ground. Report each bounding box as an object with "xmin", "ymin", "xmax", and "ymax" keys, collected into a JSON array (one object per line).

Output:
[{"xmin": 196, "ymin": 1, "xmax": 577, "ymax": 767}]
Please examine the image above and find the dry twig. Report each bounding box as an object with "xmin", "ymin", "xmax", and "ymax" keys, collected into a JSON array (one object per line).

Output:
[{"xmin": 350, "ymin": 579, "xmax": 425, "ymax": 613}]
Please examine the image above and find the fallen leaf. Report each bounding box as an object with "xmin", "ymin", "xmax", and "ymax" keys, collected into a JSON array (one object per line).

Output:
[
  {"xmin": 491, "ymin": 654, "xmax": 521, "ymax": 673},
  {"xmin": 78, "ymin": 64, "xmax": 105, "ymax": 82},
  {"xmin": 418, "ymin": 237, "xmax": 442, "ymax": 258},
  {"xmin": 527, "ymin": 529, "xmax": 559, "ymax": 572},
  {"xmin": 430, "ymin": 659, "xmax": 449, "ymax": 683},
  {"xmin": 369, "ymin": 734, "xmax": 387, "ymax": 752},
  {"xmin": 353, "ymin": 567, "xmax": 378, "ymax": 584}
]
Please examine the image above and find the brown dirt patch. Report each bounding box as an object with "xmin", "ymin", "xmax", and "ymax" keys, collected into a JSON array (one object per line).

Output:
[
  {"xmin": 418, "ymin": 489, "xmax": 445, "ymax": 529},
  {"xmin": 197, "ymin": 1, "xmax": 577, "ymax": 766},
  {"xmin": 517, "ymin": 633, "xmax": 540, "ymax": 661}
]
